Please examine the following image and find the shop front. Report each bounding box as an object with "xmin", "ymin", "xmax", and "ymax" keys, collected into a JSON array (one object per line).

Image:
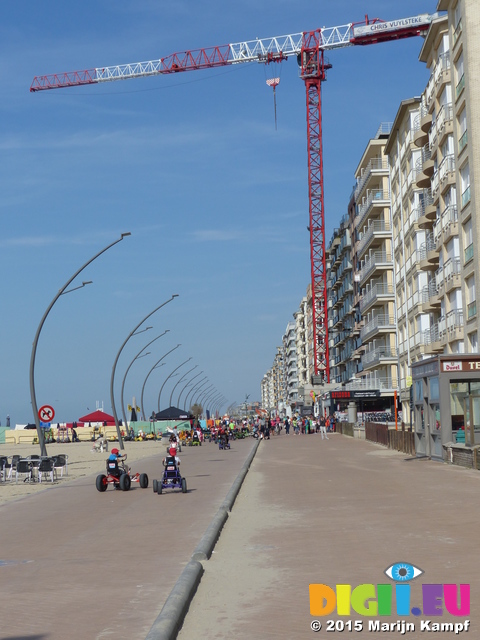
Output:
[{"xmin": 411, "ymin": 355, "xmax": 480, "ymax": 460}]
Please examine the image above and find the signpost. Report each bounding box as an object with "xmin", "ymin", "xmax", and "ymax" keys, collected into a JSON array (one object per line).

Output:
[{"xmin": 38, "ymin": 404, "xmax": 55, "ymax": 423}]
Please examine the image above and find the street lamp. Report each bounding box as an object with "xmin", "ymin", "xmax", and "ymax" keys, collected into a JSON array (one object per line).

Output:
[
  {"xmin": 202, "ymin": 390, "xmax": 220, "ymax": 416},
  {"xmin": 120, "ymin": 329, "xmax": 169, "ymax": 426},
  {"xmin": 205, "ymin": 392, "xmax": 222, "ymax": 419},
  {"xmin": 30, "ymin": 232, "xmax": 131, "ymax": 456},
  {"xmin": 196, "ymin": 384, "xmax": 215, "ymax": 407},
  {"xmin": 177, "ymin": 370, "xmax": 204, "ymax": 408},
  {"xmin": 140, "ymin": 344, "xmax": 181, "ymax": 421},
  {"xmin": 183, "ymin": 377, "xmax": 208, "ymax": 411},
  {"xmin": 169, "ymin": 365, "xmax": 198, "ymax": 407},
  {"xmin": 110, "ymin": 294, "xmax": 178, "ymax": 449},
  {"xmin": 157, "ymin": 358, "xmax": 192, "ymax": 411}
]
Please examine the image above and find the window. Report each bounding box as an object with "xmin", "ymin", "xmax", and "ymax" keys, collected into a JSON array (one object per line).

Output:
[
  {"xmin": 469, "ymin": 332, "xmax": 478, "ymax": 353},
  {"xmin": 461, "ymin": 163, "xmax": 470, "ymax": 208},
  {"xmin": 464, "ymin": 218, "xmax": 473, "ymax": 263}
]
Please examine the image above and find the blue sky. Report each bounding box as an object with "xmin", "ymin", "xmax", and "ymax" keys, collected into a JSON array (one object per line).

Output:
[{"xmin": 0, "ymin": 0, "xmax": 438, "ymax": 425}]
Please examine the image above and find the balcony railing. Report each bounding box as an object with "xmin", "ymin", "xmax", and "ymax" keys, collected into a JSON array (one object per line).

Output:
[
  {"xmin": 354, "ymin": 158, "xmax": 389, "ymax": 200},
  {"xmin": 444, "ymin": 256, "xmax": 461, "ymax": 280},
  {"xmin": 453, "ymin": 18, "xmax": 462, "ymax": 46},
  {"xmin": 357, "ymin": 251, "xmax": 393, "ymax": 285},
  {"xmin": 434, "ymin": 52, "xmax": 451, "ymax": 85},
  {"xmin": 359, "ymin": 283, "xmax": 394, "ymax": 313},
  {"xmin": 357, "ymin": 220, "xmax": 391, "ymax": 256},
  {"xmin": 362, "ymin": 346, "xmax": 397, "ymax": 367},
  {"xmin": 356, "ymin": 189, "xmax": 390, "ymax": 228},
  {"xmin": 439, "ymin": 154, "xmax": 455, "ymax": 183},
  {"xmin": 344, "ymin": 376, "xmax": 398, "ymax": 392},
  {"xmin": 430, "ymin": 103, "xmax": 453, "ymax": 149},
  {"xmin": 360, "ymin": 314, "xmax": 396, "ymax": 340},
  {"xmin": 441, "ymin": 204, "xmax": 458, "ymax": 231}
]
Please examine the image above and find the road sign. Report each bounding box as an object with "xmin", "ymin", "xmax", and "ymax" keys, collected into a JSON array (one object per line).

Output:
[{"xmin": 38, "ymin": 405, "xmax": 55, "ymax": 422}]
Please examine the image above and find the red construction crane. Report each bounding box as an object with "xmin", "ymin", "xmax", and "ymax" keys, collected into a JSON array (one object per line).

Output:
[{"xmin": 31, "ymin": 12, "xmax": 435, "ymax": 383}]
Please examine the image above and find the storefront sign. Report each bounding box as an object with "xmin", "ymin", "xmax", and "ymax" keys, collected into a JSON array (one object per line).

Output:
[
  {"xmin": 442, "ymin": 361, "xmax": 463, "ymax": 372},
  {"xmin": 442, "ymin": 360, "xmax": 480, "ymax": 372},
  {"xmin": 330, "ymin": 390, "xmax": 380, "ymax": 400}
]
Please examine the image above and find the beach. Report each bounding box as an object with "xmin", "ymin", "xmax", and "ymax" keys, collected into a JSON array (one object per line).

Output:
[{"xmin": 0, "ymin": 439, "xmax": 168, "ymax": 506}]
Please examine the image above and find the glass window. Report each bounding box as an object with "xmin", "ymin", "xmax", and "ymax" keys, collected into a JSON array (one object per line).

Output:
[
  {"xmin": 432, "ymin": 404, "xmax": 441, "ymax": 431},
  {"xmin": 414, "ymin": 380, "xmax": 423, "ymax": 404},
  {"xmin": 430, "ymin": 377, "xmax": 440, "ymax": 402}
]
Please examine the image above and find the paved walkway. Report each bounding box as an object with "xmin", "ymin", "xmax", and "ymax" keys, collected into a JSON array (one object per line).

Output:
[
  {"xmin": 178, "ymin": 432, "xmax": 480, "ymax": 640},
  {"xmin": 0, "ymin": 438, "xmax": 256, "ymax": 640}
]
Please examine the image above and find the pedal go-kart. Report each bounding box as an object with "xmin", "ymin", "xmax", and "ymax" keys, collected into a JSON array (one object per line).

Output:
[
  {"xmin": 96, "ymin": 454, "xmax": 149, "ymax": 492},
  {"xmin": 152, "ymin": 454, "xmax": 187, "ymax": 494}
]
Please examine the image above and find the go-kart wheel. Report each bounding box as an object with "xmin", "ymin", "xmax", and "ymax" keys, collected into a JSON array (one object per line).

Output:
[
  {"xmin": 96, "ymin": 474, "xmax": 108, "ymax": 492},
  {"xmin": 119, "ymin": 473, "xmax": 131, "ymax": 491},
  {"xmin": 181, "ymin": 478, "xmax": 187, "ymax": 493},
  {"xmin": 157, "ymin": 483, "xmax": 163, "ymax": 494},
  {"xmin": 153, "ymin": 479, "xmax": 158, "ymax": 493},
  {"xmin": 140, "ymin": 473, "xmax": 149, "ymax": 489}
]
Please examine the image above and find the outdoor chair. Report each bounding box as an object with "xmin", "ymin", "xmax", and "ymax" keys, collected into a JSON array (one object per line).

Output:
[
  {"xmin": 6, "ymin": 455, "xmax": 21, "ymax": 481},
  {"xmin": 38, "ymin": 458, "xmax": 55, "ymax": 483},
  {"xmin": 53, "ymin": 454, "xmax": 68, "ymax": 476},
  {"xmin": 0, "ymin": 456, "xmax": 7, "ymax": 482},
  {"xmin": 15, "ymin": 460, "xmax": 32, "ymax": 484},
  {"xmin": 29, "ymin": 455, "xmax": 41, "ymax": 480}
]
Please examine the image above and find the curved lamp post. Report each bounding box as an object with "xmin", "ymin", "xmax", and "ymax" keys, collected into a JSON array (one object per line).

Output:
[
  {"xmin": 120, "ymin": 329, "xmax": 169, "ymax": 427},
  {"xmin": 195, "ymin": 384, "xmax": 214, "ymax": 407},
  {"xmin": 188, "ymin": 381, "xmax": 211, "ymax": 409},
  {"xmin": 169, "ymin": 365, "xmax": 198, "ymax": 407},
  {"xmin": 110, "ymin": 294, "xmax": 178, "ymax": 449},
  {"xmin": 183, "ymin": 376, "xmax": 208, "ymax": 411},
  {"xmin": 208, "ymin": 392, "xmax": 223, "ymax": 414},
  {"xmin": 30, "ymin": 232, "xmax": 131, "ymax": 456},
  {"xmin": 140, "ymin": 344, "xmax": 181, "ymax": 421},
  {"xmin": 177, "ymin": 370, "xmax": 203, "ymax": 408},
  {"xmin": 204, "ymin": 392, "xmax": 221, "ymax": 419},
  {"xmin": 202, "ymin": 390, "xmax": 220, "ymax": 417},
  {"xmin": 157, "ymin": 358, "xmax": 191, "ymax": 412}
]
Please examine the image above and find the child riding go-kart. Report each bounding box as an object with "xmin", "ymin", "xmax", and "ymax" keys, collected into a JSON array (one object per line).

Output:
[
  {"xmin": 95, "ymin": 449, "xmax": 149, "ymax": 492},
  {"xmin": 153, "ymin": 448, "xmax": 187, "ymax": 494}
]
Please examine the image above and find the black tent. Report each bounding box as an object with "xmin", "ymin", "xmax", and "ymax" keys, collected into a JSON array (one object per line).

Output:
[{"xmin": 155, "ymin": 406, "xmax": 193, "ymax": 421}]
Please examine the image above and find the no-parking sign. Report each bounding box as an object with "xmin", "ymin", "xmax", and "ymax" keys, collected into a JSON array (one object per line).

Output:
[{"xmin": 38, "ymin": 405, "xmax": 55, "ymax": 423}]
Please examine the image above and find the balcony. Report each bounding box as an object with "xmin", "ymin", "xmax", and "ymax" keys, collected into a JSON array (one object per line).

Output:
[
  {"xmin": 356, "ymin": 189, "xmax": 390, "ymax": 229},
  {"xmin": 438, "ymin": 154, "xmax": 455, "ymax": 190},
  {"xmin": 360, "ymin": 314, "xmax": 396, "ymax": 341},
  {"xmin": 361, "ymin": 346, "xmax": 398, "ymax": 370},
  {"xmin": 359, "ymin": 283, "xmax": 395, "ymax": 314},
  {"xmin": 418, "ymin": 234, "xmax": 439, "ymax": 270},
  {"xmin": 434, "ymin": 52, "xmax": 451, "ymax": 91},
  {"xmin": 344, "ymin": 376, "xmax": 398, "ymax": 392},
  {"xmin": 357, "ymin": 220, "xmax": 392, "ymax": 258},
  {"xmin": 354, "ymin": 158, "xmax": 389, "ymax": 200},
  {"xmin": 430, "ymin": 103, "xmax": 453, "ymax": 151},
  {"xmin": 357, "ymin": 251, "xmax": 393, "ymax": 286}
]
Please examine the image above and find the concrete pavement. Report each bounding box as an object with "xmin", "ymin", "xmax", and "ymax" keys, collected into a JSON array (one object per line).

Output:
[
  {"xmin": 177, "ymin": 432, "xmax": 480, "ymax": 640},
  {"xmin": 0, "ymin": 438, "xmax": 256, "ymax": 640}
]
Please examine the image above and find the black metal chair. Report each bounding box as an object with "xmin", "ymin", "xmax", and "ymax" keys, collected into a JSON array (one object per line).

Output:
[
  {"xmin": 15, "ymin": 460, "xmax": 32, "ymax": 484},
  {"xmin": 6, "ymin": 455, "xmax": 21, "ymax": 481},
  {"xmin": 38, "ymin": 458, "xmax": 55, "ymax": 483},
  {"xmin": 52, "ymin": 454, "xmax": 68, "ymax": 478},
  {"xmin": 0, "ymin": 456, "xmax": 7, "ymax": 482}
]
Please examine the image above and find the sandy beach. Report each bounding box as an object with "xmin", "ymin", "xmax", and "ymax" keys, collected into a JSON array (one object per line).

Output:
[{"xmin": 0, "ymin": 439, "xmax": 169, "ymax": 506}]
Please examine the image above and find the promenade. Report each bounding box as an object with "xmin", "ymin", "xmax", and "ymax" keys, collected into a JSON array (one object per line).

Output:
[
  {"xmin": 1, "ymin": 433, "xmax": 479, "ymax": 639},
  {"xmin": 178, "ymin": 433, "xmax": 480, "ymax": 640}
]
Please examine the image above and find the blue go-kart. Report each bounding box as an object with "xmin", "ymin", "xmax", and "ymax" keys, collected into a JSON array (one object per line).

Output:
[
  {"xmin": 153, "ymin": 454, "xmax": 187, "ymax": 494},
  {"xmin": 218, "ymin": 434, "xmax": 231, "ymax": 450}
]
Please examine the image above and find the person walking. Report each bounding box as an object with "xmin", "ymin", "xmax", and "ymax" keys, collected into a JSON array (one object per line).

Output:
[{"xmin": 320, "ymin": 416, "xmax": 328, "ymax": 440}]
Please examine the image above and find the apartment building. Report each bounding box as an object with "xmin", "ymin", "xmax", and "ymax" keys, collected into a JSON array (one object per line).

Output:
[
  {"xmin": 326, "ymin": 215, "xmax": 356, "ymax": 386},
  {"xmin": 354, "ymin": 125, "xmax": 398, "ymax": 399},
  {"xmin": 385, "ymin": 98, "xmax": 431, "ymax": 425}
]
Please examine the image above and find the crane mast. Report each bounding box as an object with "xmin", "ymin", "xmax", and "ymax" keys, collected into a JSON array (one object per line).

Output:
[{"xmin": 31, "ymin": 12, "xmax": 435, "ymax": 384}]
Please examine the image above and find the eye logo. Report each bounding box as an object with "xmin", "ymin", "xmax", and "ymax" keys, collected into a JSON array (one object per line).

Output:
[{"xmin": 384, "ymin": 562, "xmax": 424, "ymax": 582}]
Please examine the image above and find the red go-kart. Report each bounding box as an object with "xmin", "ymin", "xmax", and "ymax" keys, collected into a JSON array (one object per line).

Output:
[{"xmin": 96, "ymin": 454, "xmax": 149, "ymax": 492}]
